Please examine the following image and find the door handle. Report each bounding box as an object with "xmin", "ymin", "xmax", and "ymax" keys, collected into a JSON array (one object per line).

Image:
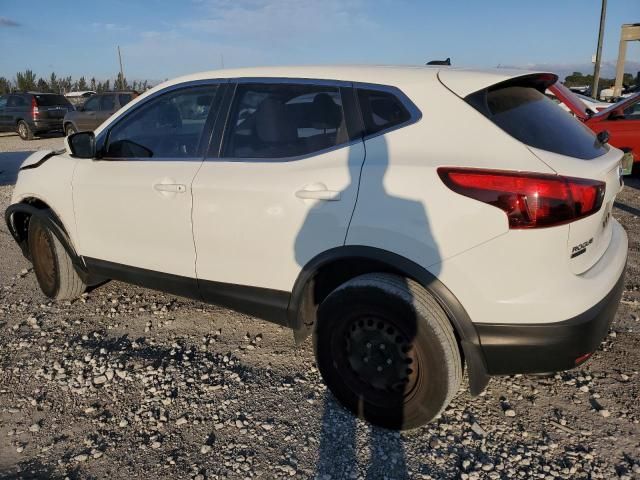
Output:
[
  {"xmin": 154, "ymin": 183, "xmax": 186, "ymax": 193},
  {"xmin": 295, "ymin": 188, "xmax": 340, "ymax": 201}
]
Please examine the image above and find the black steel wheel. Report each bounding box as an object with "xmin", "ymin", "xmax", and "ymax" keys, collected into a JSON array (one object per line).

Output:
[{"xmin": 314, "ymin": 273, "xmax": 462, "ymax": 430}]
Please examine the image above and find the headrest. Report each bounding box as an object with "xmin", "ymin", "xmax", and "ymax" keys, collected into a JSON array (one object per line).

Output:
[
  {"xmin": 156, "ymin": 102, "xmax": 182, "ymax": 129},
  {"xmin": 255, "ymin": 98, "xmax": 297, "ymax": 143},
  {"xmin": 311, "ymin": 93, "xmax": 342, "ymax": 129}
]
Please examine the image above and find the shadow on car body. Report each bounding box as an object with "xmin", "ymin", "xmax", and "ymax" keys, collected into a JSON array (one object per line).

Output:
[{"xmin": 293, "ymin": 131, "xmax": 448, "ymax": 476}]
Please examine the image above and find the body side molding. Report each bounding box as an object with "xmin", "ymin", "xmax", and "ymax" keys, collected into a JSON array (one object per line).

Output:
[{"xmin": 83, "ymin": 258, "xmax": 291, "ymax": 326}]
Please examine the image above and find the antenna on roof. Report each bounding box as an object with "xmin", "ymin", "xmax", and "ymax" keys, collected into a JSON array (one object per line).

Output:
[{"xmin": 426, "ymin": 57, "xmax": 451, "ymax": 66}]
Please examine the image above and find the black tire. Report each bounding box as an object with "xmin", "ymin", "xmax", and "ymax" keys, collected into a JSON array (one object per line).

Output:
[
  {"xmin": 314, "ymin": 273, "xmax": 462, "ymax": 430},
  {"xmin": 28, "ymin": 215, "xmax": 86, "ymax": 300},
  {"xmin": 65, "ymin": 124, "xmax": 76, "ymax": 136},
  {"xmin": 17, "ymin": 120, "xmax": 34, "ymax": 140}
]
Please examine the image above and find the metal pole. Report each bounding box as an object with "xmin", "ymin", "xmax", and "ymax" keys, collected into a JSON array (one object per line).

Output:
[
  {"xmin": 592, "ymin": 0, "xmax": 607, "ymax": 99},
  {"xmin": 118, "ymin": 46, "xmax": 125, "ymax": 90}
]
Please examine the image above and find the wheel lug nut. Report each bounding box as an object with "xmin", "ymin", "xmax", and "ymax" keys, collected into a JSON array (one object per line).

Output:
[
  {"xmin": 366, "ymin": 342, "xmax": 372, "ymax": 349},
  {"xmin": 377, "ymin": 366, "xmax": 383, "ymax": 372},
  {"xmin": 363, "ymin": 357, "xmax": 369, "ymax": 363},
  {"xmin": 386, "ymin": 359, "xmax": 392, "ymax": 365},
  {"xmin": 379, "ymin": 344, "xmax": 386, "ymax": 350}
]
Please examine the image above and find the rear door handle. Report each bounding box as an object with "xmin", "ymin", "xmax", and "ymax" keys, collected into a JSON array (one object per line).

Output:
[
  {"xmin": 295, "ymin": 188, "xmax": 340, "ymax": 201},
  {"xmin": 154, "ymin": 183, "xmax": 186, "ymax": 193}
]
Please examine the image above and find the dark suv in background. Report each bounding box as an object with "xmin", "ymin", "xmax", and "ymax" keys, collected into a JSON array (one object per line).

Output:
[
  {"xmin": 63, "ymin": 91, "xmax": 136, "ymax": 135},
  {"xmin": 0, "ymin": 92, "xmax": 73, "ymax": 140}
]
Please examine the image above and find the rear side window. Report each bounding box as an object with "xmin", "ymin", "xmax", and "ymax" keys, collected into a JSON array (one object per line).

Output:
[
  {"xmin": 467, "ymin": 85, "xmax": 607, "ymax": 160},
  {"xmin": 101, "ymin": 95, "xmax": 116, "ymax": 111},
  {"xmin": 357, "ymin": 88, "xmax": 411, "ymax": 136},
  {"xmin": 119, "ymin": 94, "xmax": 132, "ymax": 106},
  {"xmin": 83, "ymin": 96, "xmax": 100, "ymax": 112},
  {"xmin": 222, "ymin": 83, "xmax": 348, "ymax": 159},
  {"xmin": 7, "ymin": 95, "xmax": 28, "ymax": 107},
  {"xmin": 34, "ymin": 94, "xmax": 71, "ymax": 107}
]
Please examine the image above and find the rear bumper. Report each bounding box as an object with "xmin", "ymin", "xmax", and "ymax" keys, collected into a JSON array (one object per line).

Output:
[
  {"xmin": 32, "ymin": 119, "xmax": 64, "ymax": 131},
  {"xmin": 477, "ymin": 266, "xmax": 626, "ymax": 375}
]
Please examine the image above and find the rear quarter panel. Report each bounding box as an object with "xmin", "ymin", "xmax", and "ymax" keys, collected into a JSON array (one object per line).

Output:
[{"xmin": 346, "ymin": 77, "xmax": 556, "ymax": 274}]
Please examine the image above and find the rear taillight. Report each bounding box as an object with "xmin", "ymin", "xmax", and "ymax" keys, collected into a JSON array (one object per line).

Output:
[
  {"xmin": 31, "ymin": 97, "xmax": 39, "ymax": 118},
  {"xmin": 438, "ymin": 168, "xmax": 605, "ymax": 229}
]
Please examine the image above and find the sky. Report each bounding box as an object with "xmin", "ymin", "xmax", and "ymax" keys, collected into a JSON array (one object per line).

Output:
[{"xmin": 0, "ymin": 0, "xmax": 638, "ymax": 84}]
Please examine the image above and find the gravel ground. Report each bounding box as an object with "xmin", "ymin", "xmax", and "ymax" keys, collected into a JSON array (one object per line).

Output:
[{"xmin": 0, "ymin": 136, "xmax": 639, "ymax": 479}]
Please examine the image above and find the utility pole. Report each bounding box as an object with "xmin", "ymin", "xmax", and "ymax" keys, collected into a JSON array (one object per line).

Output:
[
  {"xmin": 592, "ymin": 0, "xmax": 607, "ymax": 99},
  {"xmin": 118, "ymin": 46, "xmax": 125, "ymax": 90}
]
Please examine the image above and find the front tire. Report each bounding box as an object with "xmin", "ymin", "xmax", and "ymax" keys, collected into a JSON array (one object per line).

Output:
[
  {"xmin": 314, "ymin": 273, "xmax": 462, "ymax": 430},
  {"xmin": 28, "ymin": 215, "xmax": 86, "ymax": 300},
  {"xmin": 17, "ymin": 120, "xmax": 33, "ymax": 140}
]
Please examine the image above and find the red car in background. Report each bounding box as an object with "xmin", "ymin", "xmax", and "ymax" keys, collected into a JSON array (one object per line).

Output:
[{"xmin": 549, "ymin": 82, "xmax": 640, "ymax": 164}]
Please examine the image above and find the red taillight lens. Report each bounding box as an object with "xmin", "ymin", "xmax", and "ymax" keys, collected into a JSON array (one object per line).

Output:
[
  {"xmin": 438, "ymin": 168, "xmax": 605, "ymax": 229},
  {"xmin": 31, "ymin": 97, "xmax": 39, "ymax": 118}
]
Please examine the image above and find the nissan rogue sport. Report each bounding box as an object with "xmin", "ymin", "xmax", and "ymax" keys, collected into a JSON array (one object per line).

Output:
[{"xmin": 5, "ymin": 66, "xmax": 628, "ymax": 430}]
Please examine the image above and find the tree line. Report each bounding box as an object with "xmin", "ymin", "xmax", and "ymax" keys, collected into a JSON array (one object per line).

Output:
[
  {"xmin": 563, "ymin": 71, "xmax": 639, "ymax": 91},
  {"xmin": 0, "ymin": 69, "xmax": 152, "ymax": 95}
]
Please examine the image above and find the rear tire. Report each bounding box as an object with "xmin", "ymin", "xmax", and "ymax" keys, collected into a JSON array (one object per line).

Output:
[
  {"xmin": 28, "ymin": 215, "xmax": 86, "ymax": 300},
  {"xmin": 314, "ymin": 273, "xmax": 462, "ymax": 430},
  {"xmin": 65, "ymin": 124, "xmax": 76, "ymax": 136},
  {"xmin": 17, "ymin": 120, "xmax": 33, "ymax": 140}
]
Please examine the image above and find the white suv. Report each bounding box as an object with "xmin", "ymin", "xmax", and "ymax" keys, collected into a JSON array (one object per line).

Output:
[{"xmin": 5, "ymin": 66, "xmax": 628, "ymax": 430}]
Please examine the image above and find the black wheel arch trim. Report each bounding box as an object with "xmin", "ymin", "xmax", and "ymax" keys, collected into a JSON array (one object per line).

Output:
[
  {"xmin": 5, "ymin": 203, "xmax": 91, "ymax": 280},
  {"xmin": 288, "ymin": 245, "xmax": 490, "ymax": 395}
]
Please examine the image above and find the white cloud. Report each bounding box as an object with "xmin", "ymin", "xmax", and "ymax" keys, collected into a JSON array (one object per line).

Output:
[
  {"xmin": 90, "ymin": 22, "xmax": 130, "ymax": 32},
  {"xmin": 185, "ymin": 0, "xmax": 375, "ymax": 44},
  {"xmin": 121, "ymin": 30, "xmax": 268, "ymax": 80}
]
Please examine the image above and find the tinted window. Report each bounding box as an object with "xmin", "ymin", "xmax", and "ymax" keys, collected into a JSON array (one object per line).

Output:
[
  {"xmin": 623, "ymin": 102, "xmax": 640, "ymax": 120},
  {"xmin": 83, "ymin": 96, "xmax": 100, "ymax": 112},
  {"xmin": 34, "ymin": 94, "xmax": 71, "ymax": 107},
  {"xmin": 101, "ymin": 95, "xmax": 116, "ymax": 111},
  {"xmin": 106, "ymin": 85, "xmax": 218, "ymax": 159},
  {"xmin": 223, "ymin": 83, "xmax": 347, "ymax": 159},
  {"xmin": 357, "ymin": 88, "xmax": 411, "ymax": 136},
  {"xmin": 7, "ymin": 95, "xmax": 28, "ymax": 107},
  {"xmin": 0, "ymin": 96, "xmax": 6, "ymax": 109},
  {"xmin": 468, "ymin": 85, "xmax": 607, "ymax": 160},
  {"xmin": 119, "ymin": 94, "xmax": 132, "ymax": 106}
]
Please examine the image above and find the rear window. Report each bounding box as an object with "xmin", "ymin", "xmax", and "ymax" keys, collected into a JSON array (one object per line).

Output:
[
  {"xmin": 34, "ymin": 94, "xmax": 71, "ymax": 107},
  {"xmin": 467, "ymin": 85, "xmax": 607, "ymax": 160}
]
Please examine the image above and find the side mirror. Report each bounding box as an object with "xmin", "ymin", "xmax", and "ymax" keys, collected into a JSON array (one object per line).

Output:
[{"xmin": 68, "ymin": 131, "xmax": 96, "ymax": 158}]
